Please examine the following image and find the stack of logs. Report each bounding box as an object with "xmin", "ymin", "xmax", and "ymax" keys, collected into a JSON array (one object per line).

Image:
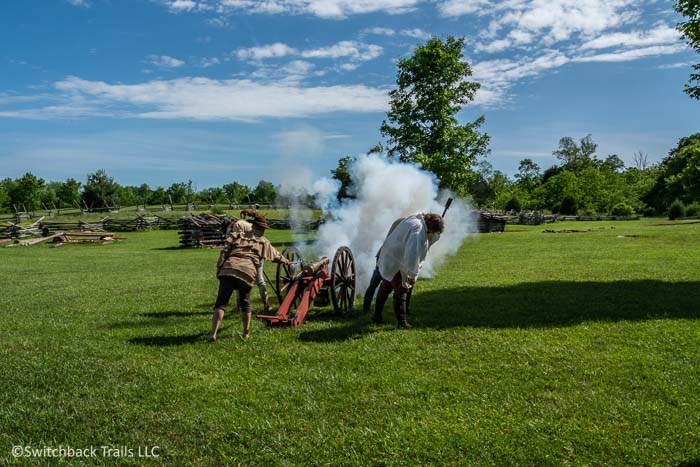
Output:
[
  {"xmin": 3, "ymin": 231, "xmax": 119, "ymax": 247},
  {"xmin": 178, "ymin": 214, "xmax": 228, "ymax": 248}
]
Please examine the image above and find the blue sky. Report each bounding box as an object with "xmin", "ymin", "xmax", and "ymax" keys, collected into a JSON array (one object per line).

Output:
[{"xmin": 1, "ymin": 0, "xmax": 698, "ymax": 189}]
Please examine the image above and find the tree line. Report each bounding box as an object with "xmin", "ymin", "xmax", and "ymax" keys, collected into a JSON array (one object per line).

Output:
[
  {"xmin": 331, "ymin": 35, "xmax": 700, "ymax": 218},
  {"xmin": 0, "ymin": 170, "xmax": 288, "ymax": 213}
]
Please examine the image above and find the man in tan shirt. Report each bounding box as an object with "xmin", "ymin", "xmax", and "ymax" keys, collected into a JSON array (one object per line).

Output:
[
  {"xmin": 209, "ymin": 215, "xmax": 289, "ymax": 341},
  {"xmin": 226, "ymin": 218, "xmax": 271, "ymax": 312}
]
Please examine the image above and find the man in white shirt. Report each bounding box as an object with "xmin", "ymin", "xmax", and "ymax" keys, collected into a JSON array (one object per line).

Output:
[{"xmin": 373, "ymin": 212, "xmax": 444, "ymax": 328}]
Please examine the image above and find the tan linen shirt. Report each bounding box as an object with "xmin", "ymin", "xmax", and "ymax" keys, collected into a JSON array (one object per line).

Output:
[{"xmin": 216, "ymin": 232, "xmax": 285, "ymax": 285}]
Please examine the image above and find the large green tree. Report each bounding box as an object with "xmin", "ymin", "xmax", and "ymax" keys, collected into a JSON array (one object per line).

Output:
[
  {"xmin": 330, "ymin": 155, "xmax": 356, "ymax": 200},
  {"xmin": 676, "ymin": 0, "xmax": 700, "ymax": 99},
  {"xmin": 82, "ymin": 169, "xmax": 119, "ymax": 209},
  {"xmin": 8, "ymin": 172, "xmax": 45, "ymax": 211},
  {"xmin": 222, "ymin": 181, "xmax": 251, "ymax": 204},
  {"xmin": 380, "ymin": 36, "xmax": 490, "ymax": 196},
  {"xmin": 644, "ymin": 133, "xmax": 700, "ymax": 209},
  {"xmin": 552, "ymin": 135, "xmax": 598, "ymax": 175},
  {"xmin": 251, "ymin": 180, "xmax": 277, "ymax": 204},
  {"xmin": 54, "ymin": 178, "xmax": 82, "ymax": 207}
]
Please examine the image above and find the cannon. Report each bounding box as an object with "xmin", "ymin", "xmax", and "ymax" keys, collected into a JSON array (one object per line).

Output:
[{"xmin": 256, "ymin": 246, "xmax": 356, "ymax": 327}]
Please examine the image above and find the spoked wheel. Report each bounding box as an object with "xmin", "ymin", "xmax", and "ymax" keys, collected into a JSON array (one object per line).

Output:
[
  {"xmin": 330, "ymin": 246, "xmax": 356, "ymax": 315},
  {"xmin": 275, "ymin": 246, "xmax": 303, "ymax": 304}
]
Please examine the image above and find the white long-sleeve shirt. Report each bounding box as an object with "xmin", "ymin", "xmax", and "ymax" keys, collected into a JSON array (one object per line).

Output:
[{"xmin": 377, "ymin": 213, "xmax": 429, "ymax": 288}]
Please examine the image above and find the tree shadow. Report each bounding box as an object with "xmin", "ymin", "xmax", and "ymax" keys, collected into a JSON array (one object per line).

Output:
[
  {"xmin": 298, "ymin": 319, "xmax": 373, "ymax": 343},
  {"xmin": 298, "ymin": 280, "xmax": 700, "ymax": 342},
  {"xmin": 129, "ymin": 331, "xmax": 208, "ymax": 347},
  {"xmin": 140, "ymin": 310, "xmax": 210, "ymax": 319}
]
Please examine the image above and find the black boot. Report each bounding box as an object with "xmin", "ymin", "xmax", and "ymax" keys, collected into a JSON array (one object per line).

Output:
[
  {"xmin": 394, "ymin": 292, "xmax": 411, "ymax": 329},
  {"xmin": 373, "ymin": 286, "xmax": 390, "ymax": 324}
]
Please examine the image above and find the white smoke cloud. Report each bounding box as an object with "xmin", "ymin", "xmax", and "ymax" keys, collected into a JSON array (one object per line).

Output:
[{"xmin": 310, "ymin": 154, "xmax": 474, "ymax": 293}]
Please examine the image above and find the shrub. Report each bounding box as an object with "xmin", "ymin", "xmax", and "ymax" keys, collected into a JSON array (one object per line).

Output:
[
  {"xmin": 668, "ymin": 199, "xmax": 686, "ymax": 220},
  {"xmin": 611, "ymin": 202, "xmax": 634, "ymax": 216},
  {"xmin": 210, "ymin": 206, "xmax": 225, "ymax": 215},
  {"xmin": 642, "ymin": 206, "xmax": 657, "ymax": 217},
  {"xmin": 559, "ymin": 196, "xmax": 578, "ymax": 215},
  {"xmin": 504, "ymin": 195, "xmax": 521, "ymax": 213},
  {"xmin": 685, "ymin": 202, "xmax": 700, "ymax": 217}
]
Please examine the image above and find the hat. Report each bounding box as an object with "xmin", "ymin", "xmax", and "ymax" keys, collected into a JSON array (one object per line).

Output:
[{"xmin": 251, "ymin": 215, "xmax": 269, "ymax": 230}]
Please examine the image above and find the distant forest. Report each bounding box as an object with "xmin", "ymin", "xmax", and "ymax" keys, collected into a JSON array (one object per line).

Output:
[{"xmin": 2, "ymin": 132, "xmax": 699, "ymax": 219}]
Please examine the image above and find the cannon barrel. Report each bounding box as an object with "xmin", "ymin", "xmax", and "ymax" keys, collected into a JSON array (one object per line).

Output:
[{"xmin": 303, "ymin": 257, "xmax": 329, "ymax": 276}]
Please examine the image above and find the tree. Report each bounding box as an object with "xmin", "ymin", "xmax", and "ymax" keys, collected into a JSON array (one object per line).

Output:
[
  {"xmin": 0, "ymin": 179, "xmax": 10, "ymax": 211},
  {"xmin": 83, "ymin": 169, "xmax": 119, "ymax": 209},
  {"xmin": 147, "ymin": 187, "xmax": 167, "ymax": 206},
  {"xmin": 380, "ymin": 36, "xmax": 490, "ymax": 196},
  {"xmin": 8, "ymin": 172, "xmax": 45, "ymax": 211},
  {"xmin": 552, "ymin": 135, "xmax": 598, "ymax": 175},
  {"xmin": 633, "ymin": 150, "xmax": 650, "ymax": 170},
  {"xmin": 541, "ymin": 171, "xmax": 582, "ymax": 213},
  {"xmin": 644, "ymin": 133, "xmax": 700, "ymax": 209},
  {"xmin": 603, "ymin": 154, "xmax": 625, "ymax": 173},
  {"xmin": 167, "ymin": 182, "xmax": 189, "ymax": 205},
  {"xmin": 676, "ymin": 0, "xmax": 700, "ymax": 99},
  {"xmin": 54, "ymin": 178, "xmax": 81, "ymax": 207},
  {"xmin": 222, "ymin": 182, "xmax": 251, "ymax": 204},
  {"xmin": 515, "ymin": 158, "xmax": 542, "ymax": 192},
  {"xmin": 330, "ymin": 156, "xmax": 356, "ymax": 200},
  {"xmin": 252, "ymin": 180, "xmax": 277, "ymax": 204}
]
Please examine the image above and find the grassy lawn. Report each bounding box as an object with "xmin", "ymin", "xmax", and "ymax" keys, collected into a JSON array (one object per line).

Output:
[{"xmin": 1, "ymin": 218, "xmax": 698, "ymax": 464}]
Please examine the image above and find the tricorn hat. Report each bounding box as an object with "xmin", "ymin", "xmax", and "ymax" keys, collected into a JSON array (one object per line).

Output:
[{"xmin": 251, "ymin": 214, "xmax": 269, "ymax": 230}]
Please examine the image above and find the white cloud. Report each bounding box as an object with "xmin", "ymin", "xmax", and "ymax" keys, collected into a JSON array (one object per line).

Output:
[
  {"xmin": 437, "ymin": 0, "xmax": 491, "ymax": 16},
  {"xmin": 66, "ymin": 0, "xmax": 90, "ymax": 7},
  {"xmin": 573, "ymin": 44, "xmax": 687, "ymax": 63},
  {"xmin": 658, "ymin": 60, "xmax": 696, "ymax": 69},
  {"xmin": 235, "ymin": 43, "xmax": 297, "ymax": 61},
  {"xmin": 579, "ymin": 24, "xmax": 681, "ymax": 50},
  {"xmin": 148, "ymin": 55, "xmax": 185, "ymax": 68},
  {"xmin": 216, "ymin": 0, "xmax": 421, "ymax": 18},
  {"xmin": 301, "ymin": 41, "xmax": 383, "ymax": 61},
  {"xmin": 237, "ymin": 40, "xmax": 383, "ymax": 65},
  {"xmin": 472, "ymin": 50, "xmax": 571, "ymax": 105},
  {"xmin": 475, "ymin": 38, "xmax": 512, "ymax": 53},
  {"xmin": 1, "ymin": 76, "xmax": 388, "ymax": 121},
  {"xmin": 198, "ymin": 57, "xmax": 221, "ymax": 68},
  {"xmin": 168, "ymin": 0, "xmax": 197, "ymax": 11},
  {"xmin": 363, "ymin": 27, "xmax": 396, "ymax": 36},
  {"xmin": 400, "ymin": 28, "xmax": 431, "ymax": 40}
]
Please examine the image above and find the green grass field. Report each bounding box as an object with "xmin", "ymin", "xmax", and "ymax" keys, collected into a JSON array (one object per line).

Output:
[{"xmin": 1, "ymin": 218, "xmax": 699, "ymax": 465}]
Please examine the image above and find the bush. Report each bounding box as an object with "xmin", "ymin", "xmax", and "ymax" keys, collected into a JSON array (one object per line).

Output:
[
  {"xmin": 685, "ymin": 202, "xmax": 700, "ymax": 217},
  {"xmin": 504, "ymin": 195, "xmax": 521, "ymax": 213},
  {"xmin": 210, "ymin": 206, "xmax": 225, "ymax": 215},
  {"xmin": 668, "ymin": 199, "xmax": 686, "ymax": 220},
  {"xmin": 611, "ymin": 202, "xmax": 634, "ymax": 216},
  {"xmin": 559, "ymin": 196, "xmax": 578, "ymax": 215},
  {"xmin": 642, "ymin": 206, "xmax": 657, "ymax": 217}
]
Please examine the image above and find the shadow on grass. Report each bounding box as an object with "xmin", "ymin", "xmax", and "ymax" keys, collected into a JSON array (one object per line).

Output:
[
  {"xmin": 141, "ymin": 310, "xmax": 210, "ymax": 318},
  {"xmin": 129, "ymin": 332, "xmax": 207, "ymax": 346},
  {"xmin": 299, "ymin": 280, "xmax": 700, "ymax": 342}
]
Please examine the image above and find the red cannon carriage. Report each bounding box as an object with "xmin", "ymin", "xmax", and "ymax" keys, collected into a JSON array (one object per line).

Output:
[{"xmin": 256, "ymin": 246, "xmax": 356, "ymax": 327}]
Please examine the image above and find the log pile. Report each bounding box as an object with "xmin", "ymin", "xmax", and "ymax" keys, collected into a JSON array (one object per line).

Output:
[
  {"xmin": 103, "ymin": 216, "xmax": 160, "ymax": 232},
  {"xmin": 40, "ymin": 219, "xmax": 106, "ymax": 234},
  {"xmin": 178, "ymin": 214, "xmax": 228, "ymax": 248},
  {"xmin": 0, "ymin": 217, "xmax": 45, "ymax": 239},
  {"xmin": 476, "ymin": 211, "xmax": 508, "ymax": 233},
  {"xmin": 4, "ymin": 231, "xmax": 121, "ymax": 247}
]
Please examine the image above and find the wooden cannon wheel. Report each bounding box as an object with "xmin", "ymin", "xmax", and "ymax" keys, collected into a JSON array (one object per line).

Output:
[
  {"xmin": 330, "ymin": 246, "xmax": 356, "ymax": 315},
  {"xmin": 275, "ymin": 246, "xmax": 303, "ymax": 304}
]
